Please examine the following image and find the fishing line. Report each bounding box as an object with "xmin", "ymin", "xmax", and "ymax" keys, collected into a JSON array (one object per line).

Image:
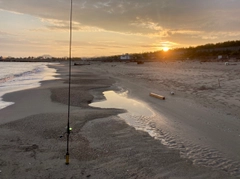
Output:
[{"xmin": 66, "ymin": 0, "xmax": 73, "ymax": 165}]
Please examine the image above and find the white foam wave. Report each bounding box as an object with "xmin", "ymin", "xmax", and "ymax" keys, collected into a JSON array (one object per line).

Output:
[{"xmin": 0, "ymin": 62, "xmax": 59, "ymax": 110}]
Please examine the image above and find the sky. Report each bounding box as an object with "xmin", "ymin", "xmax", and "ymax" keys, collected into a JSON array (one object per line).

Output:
[{"xmin": 0, "ymin": 0, "xmax": 240, "ymax": 57}]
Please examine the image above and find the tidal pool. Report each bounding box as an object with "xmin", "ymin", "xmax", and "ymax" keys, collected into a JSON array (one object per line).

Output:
[{"xmin": 90, "ymin": 90, "xmax": 155, "ymax": 129}]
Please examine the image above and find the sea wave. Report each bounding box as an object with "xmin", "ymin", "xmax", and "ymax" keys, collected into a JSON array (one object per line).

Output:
[
  {"xmin": 0, "ymin": 62, "xmax": 58, "ymax": 110},
  {"xmin": 0, "ymin": 65, "xmax": 44, "ymax": 84}
]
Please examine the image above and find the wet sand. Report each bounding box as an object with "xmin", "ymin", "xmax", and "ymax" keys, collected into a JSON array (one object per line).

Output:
[
  {"xmin": 80, "ymin": 61, "xmax": 240, "ymax": 176},
  {"xmin": 0, "ymin": 62, "xmax": 239, "ymax": 178}
]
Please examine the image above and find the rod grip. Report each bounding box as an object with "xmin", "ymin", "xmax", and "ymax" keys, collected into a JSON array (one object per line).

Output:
[{"xmin": 65, "ymin": 153, "xmax": 69, "ymax": 165}]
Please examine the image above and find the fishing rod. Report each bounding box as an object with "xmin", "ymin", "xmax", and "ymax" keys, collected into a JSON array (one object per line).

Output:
[{"xmin": 66, "ymin": 0, "xmax": 73, "ymax": 165}]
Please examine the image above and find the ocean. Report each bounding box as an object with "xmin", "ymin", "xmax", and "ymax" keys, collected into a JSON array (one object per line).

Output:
[{"xmin": 0, "ymin": 62, "xmax": 59, "ymax": 110}]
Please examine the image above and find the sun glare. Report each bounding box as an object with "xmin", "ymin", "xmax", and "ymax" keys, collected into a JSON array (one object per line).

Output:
[{"xmin": 163, "ymin": 47, "xmax": 169, "ymax": 52}]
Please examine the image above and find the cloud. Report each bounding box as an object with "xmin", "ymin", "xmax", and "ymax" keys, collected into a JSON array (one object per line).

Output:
[
  {"xmin": 130, "ymin": 17, "xmax": 163, "ymax": 31},
  {"xmin": 1, "ymin": 0, "xmax": 239, "ymax": 35},
  {"xmin": 1, "ymin": 0, "xmax": 240, "ymax": 54},
  {"xmin": 37, "ymin": 18, "xmax": 104, "ymax": 32},
  {"xmin": 0, "ymin": 30, "xmax": 15, "ymax": 36},
  {"xmin": 141, "ymin": 41, "xmax": 178, "ymax": 48}
]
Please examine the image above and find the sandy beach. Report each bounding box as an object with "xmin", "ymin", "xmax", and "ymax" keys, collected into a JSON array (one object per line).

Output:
[{"xmin": 0, "ymin": 61, "xmax": 240, "ymax": 178}]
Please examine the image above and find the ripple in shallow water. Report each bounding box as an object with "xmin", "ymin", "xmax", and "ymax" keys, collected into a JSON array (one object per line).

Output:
[{"xmin": 90, "ymin": 90, "xmax": 240, "ymax": 177}]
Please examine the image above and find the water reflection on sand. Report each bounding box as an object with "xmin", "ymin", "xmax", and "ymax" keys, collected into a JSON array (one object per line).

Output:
[{"xmin": 90, "ymin": 90, "xmax": 155, "ymax": 128}]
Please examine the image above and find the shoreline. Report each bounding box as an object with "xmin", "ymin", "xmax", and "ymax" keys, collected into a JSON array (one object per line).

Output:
[
  {"xmin": 0, "ymin": 62, "xmax": 59, "ymax": 111},
  {"xmin": 0, "ymin": 62, "xmax": 238, "ymax": 178}
]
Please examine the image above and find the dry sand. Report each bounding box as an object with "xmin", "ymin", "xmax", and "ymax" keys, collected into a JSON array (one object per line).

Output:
[{"xmin": 0, "ymin": 61, "xmax": 239, "ymax": 178}]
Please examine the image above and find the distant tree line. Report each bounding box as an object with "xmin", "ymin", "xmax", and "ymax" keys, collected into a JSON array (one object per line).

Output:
[
  {"xmin": 1, "ymin": 40, "xmax": 240, "ymax": 63},
  {"xmin": 90, "ymin": 40, "xmax": 240, "ymax": 62},
  {"xmin": 194, "ymin": 40, "xmax": 240, "ymax": 50},
  {"xmin": 0, "ymin": 56, "xmax": 82, "ymax": 62},
  {"xmin": 177, "ymin": 41, "xmax": 240, "ymax": 61}
]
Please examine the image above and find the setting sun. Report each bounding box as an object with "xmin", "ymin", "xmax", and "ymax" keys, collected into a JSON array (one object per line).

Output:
[{"xmin": 163, "ymin": 47, "xmax": 169, "ymax": 52}]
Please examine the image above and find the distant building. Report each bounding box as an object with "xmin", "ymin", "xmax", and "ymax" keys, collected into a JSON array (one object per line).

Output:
[
  {"xmin": 120, "ymin": 53, "xmax": 131, "ymax": 60},
  {"xmin": 38, "ymin": 55, "xmax": 53, "ymax": 59}
]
